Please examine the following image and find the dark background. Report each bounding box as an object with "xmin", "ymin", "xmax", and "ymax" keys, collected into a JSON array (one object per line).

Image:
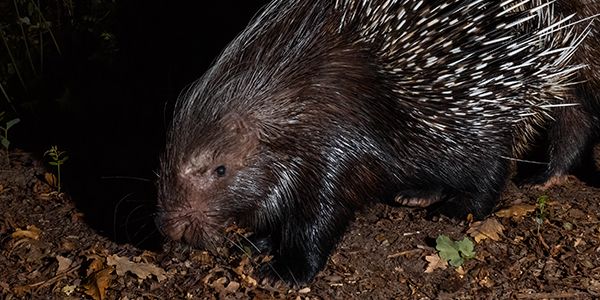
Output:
[{"xmin": 2, "ymin": 0, "xmax": 268, "ymax": 248}]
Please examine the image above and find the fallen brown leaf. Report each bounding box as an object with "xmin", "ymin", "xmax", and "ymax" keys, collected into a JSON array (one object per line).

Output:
[
  {"xmin": 424, "ymin": 254, "xmax": 448, "ymax": 273},
  {"xmin": 85, "ymin": 254, "xmax": 105, "ymax": 276},
  {"xmin": 33, "ymin": 179, "xmax": 53, "ymax": 195},
  {"xmin": 44, "ymin": 172, "xmax": 58, "ymax": 188},
  {"xmin": 202, "ymin": 266, "xmax": 225, "ymax": 285},
  {"xmin": 233, "ymin": 256, "xmax": 251, "ymax": 276},
  {"xmin": 495, "ymin": 204, "xmax": 536, "ymax": 220},
  {"xmin": 11, "ymin": 225, "xmax": 41, "ymax": 240},
  {"xmin": 83, "ymin": 267, "xmax": 113, "ymax": 300},
  {"xmin": 467, "ymin": 218, "xmax": 505, "ymax": 243},
  {"xmin": 106, "ymin": 254, "xmax": 167, "ymax": 282},
  {"xmin": 225, "ymin": 281, "xmax": 240, "ymax": 293},
  {"xmin": 61, "ymin": 285, "xmax": 77, "ymax": 296},
  {"xmin": 242, "ymin": 274, "xmax": 258, "ymax": 287},
  {"xmin": 55, "ymin": 255, "xmax": 73, "ymax": 274},
  {"xmin": 232, "ymin": 255, "xmax": 258, "ymax": 287},
  {"xmin": 71, "ymin": 212, "xmax": 85, "ymax": 223}
]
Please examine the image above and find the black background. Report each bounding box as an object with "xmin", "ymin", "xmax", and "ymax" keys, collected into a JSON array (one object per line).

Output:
[{"xmin": 9, "ymin": 1, "xmax": 269, "ymax": 248}]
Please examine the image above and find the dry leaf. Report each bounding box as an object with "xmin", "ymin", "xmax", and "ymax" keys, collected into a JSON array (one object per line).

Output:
[
  {"xmin": 83, "ymin": 267, "xmax": 112, "ymax": 300},
  {"xmin": 61, "ymin": 239, "xmax": 78, "ymax": 251},
  {"xmin": 56, "ymin": 255, "xmax": 73, "ymax": 274},
  {"xmin": 202, "ymin": 267, "xmax": 225, "ymax": 285},
  {"xmin": 33, "ymin": 179, "xmax": 53, "ymax": 195},
  {"xmin": 234, "ymin": 256, "xmax": 251, "ymax": 276},
  {"xmin": 106, "ymin": 254, "xmax": 167, "ymax": 282},
  {"xmin": 44, "ymin": 172, "xmax": 58, "ymax": 188},
  {"xmin": 242, "ymin": 274, "xmax": 257, "ymax": 287},
  {"xmin": 424, "ymin": 254, "xmax": 448, "ymax": 273},
  {"xmin": 455, "ymin": 266, "xmax": 466, "ymax": 277},
  {"xmin": 71, "ymin": 212, "xmax": 85, "ymax": 223},
  {"xmin": 495, "ymin": 204, "xmax": 536, "ymax": 220},
  {"xmin": 61, "ymin": 285, "xmax": 77, "ymax": 296},
  {"xmin": 232, "ymin": 255, "xmax": 257, "ymax": 287},
  {"xmin": 225, "ymin": 281, "xmax": 240, "ymax": 293},
  {"xmin": 11, "ymin": 225, "xmax": 41, "ymax": 240},
  {"xmin": 466, "ymin": 213, "xmax": 474, "ymax": 223},
  {"xmin": 467, "ymin": 218, "xmax": 505, "ymax": 243},
  {"xmin": 210, "ymin": 277, "xmax": 228, "ymax": 292},
  {"xmin": 85, "ymin": 255, "xmax": 105, "ymax": 276}
]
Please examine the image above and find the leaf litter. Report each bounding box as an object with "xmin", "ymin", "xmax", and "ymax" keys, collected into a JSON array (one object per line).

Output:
[{"xmin": 1, "ymin": 148, "xmax": 600, "ymax": 298}]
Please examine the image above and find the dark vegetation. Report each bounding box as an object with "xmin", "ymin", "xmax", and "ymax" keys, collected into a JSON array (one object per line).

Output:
[{"xmin": 1, "ymin": 0, "xmax": 269, "ymax": 246}]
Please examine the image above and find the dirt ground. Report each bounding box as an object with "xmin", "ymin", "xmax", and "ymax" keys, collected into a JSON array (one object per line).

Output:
[{"xmin": 1, "ymin": 146, "xmax": 599, "ymax": 299}]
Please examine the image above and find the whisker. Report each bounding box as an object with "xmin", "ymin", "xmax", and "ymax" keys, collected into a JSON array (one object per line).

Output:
[
  {"xmin": 123, "ymin": 204, "xmax": 154, "ymax": 241},
  {"xmin": 132, "ymin": 227, "xmax": 161, "ymax": 248},
  {"xmin": 113, "ymin": 192, "xmax": 136, "ymax": 240},
  {"xmin": 100, "ymin": 176, "xmax": 154, "ymax": 183}
]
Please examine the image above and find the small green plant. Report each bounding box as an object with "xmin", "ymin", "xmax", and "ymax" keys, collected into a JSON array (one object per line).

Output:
[
  {"xmin": 535, "ymin": 195, "xmax": 549, "ymax": 232},
  {"xmin": 0, "ymin": 111, "xmax": 21, "ymax": 165},
  {"xmin": 436, "ymin": 235, "xmax": 476, "ymax": 267},
  {"xmin": 44, "ymin": 145, "xmax": 68, "ymax": 193}
]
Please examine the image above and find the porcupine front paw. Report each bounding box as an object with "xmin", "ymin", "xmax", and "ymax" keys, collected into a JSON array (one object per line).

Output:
[{"xmin": 256, "ymin": 247, "xmax": 326, "ymax": 286}]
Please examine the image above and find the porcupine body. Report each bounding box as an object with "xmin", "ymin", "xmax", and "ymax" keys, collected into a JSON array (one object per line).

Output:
[
  {"xmin": 157, "ymin": 0, "xmax": 589, "ymax": 284},
  {"xmin": 520, "ymin": 0, "xmax": 600, "ymax": 187}
]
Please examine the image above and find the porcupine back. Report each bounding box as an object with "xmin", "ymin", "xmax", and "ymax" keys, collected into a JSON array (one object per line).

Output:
[
  {"xmin": 158, "ymin": 0, "xmax": 590, "ymax": 285},
  {"xmin": 335, "ymin": 0, "xmax": 586, "ymax": 154}
]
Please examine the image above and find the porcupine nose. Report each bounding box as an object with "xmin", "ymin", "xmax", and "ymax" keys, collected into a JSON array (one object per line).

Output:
[{"xmin": 157, "ymin": 213, "xmax": 191, "ymax": 242}]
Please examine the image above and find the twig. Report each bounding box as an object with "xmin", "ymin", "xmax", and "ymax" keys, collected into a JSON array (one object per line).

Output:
[
  {"xmin": 537, "ymin": 232, "xmax": 550, "ymax": 250},
  {"xmin": 28, "ymin": 264, "xmax": 80, "ymax": 289},
  {"xmin": 29, "ymin": 0, "xmax": 61, "ymax": 55},
  {"xmin": 516, "ymin": 292, "xmax": 582, "ymax": 299},
  {"xmin": 0, "ymin": 82, "xmax": 18, "ymax": 115}
]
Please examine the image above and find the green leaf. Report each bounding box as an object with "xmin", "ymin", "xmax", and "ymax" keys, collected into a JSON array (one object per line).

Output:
[
  {"xmin": 456, "ymin": 237, "xmax": 475, "ymax": 259},
  {"xmin": 49, "ymin": 162, "xmax": 58, "ymax": 166},
  {"xmin": 6, "ymin": 118, "xmax": 20, "ymax": 129},
  {"xmin": 436, "ymin": 235, "xmax": 476, "ymax": 267},
  {"xmin": 449, "ymin": 256, "xmax": 464, "ymax": 267},
  {"xmin": 1, "ymin": 137, "xmax": 9, "ymax": 149},
  {"xmin": 436, "ymin": 235, "xmax": 461, "ymax": 265}
]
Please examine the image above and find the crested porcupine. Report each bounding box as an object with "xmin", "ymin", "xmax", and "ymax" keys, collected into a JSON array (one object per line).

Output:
[{"xmin": 156, "ymin": 0, "xmax": 592, "ymax": 284}]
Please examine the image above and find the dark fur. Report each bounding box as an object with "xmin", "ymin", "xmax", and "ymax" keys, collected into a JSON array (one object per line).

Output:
[
  {"xmin": 527, "ymin": 1, "xmax": 600, "ymax": 185},
  {"xmin": 156, "ymin": 0, "xmax": 589, "ymax": 284}
]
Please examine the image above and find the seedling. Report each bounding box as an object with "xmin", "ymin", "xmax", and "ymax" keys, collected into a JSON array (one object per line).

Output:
[
  {"xmin": 535, "ymin": 195, "xmax": 549, "ymax": 232},
  {"xmin": 0, "ymin": 111, "xmax": 21, "ymax": 165},
  {"xmin": 44, "ymin": 145, "xmax": 68, "ymax": 192},
  {"xmin": 436, "ymin": 235, "xmax": 476, "ymax": 267}
]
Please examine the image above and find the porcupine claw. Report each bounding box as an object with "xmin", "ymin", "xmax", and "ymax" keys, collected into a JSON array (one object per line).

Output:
[{"xmin": 394, "ymin": 194, "xmax": 442, "ymax": 207}]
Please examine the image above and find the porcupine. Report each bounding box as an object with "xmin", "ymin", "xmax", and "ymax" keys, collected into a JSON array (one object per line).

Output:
[{"xmin": 156, "ymin": 0, "xmax": 591, "ymax": 284}]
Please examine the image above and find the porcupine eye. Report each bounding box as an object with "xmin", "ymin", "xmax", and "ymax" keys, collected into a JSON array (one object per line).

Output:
[{"xmin": 215, "ymin": 165, "xmax": 227, "ymax": 177}]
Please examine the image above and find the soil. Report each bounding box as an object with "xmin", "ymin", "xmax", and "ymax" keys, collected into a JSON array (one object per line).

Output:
[{"xmin": 1, "ymin": 147, "xmax": 599, "ymax": 299}]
